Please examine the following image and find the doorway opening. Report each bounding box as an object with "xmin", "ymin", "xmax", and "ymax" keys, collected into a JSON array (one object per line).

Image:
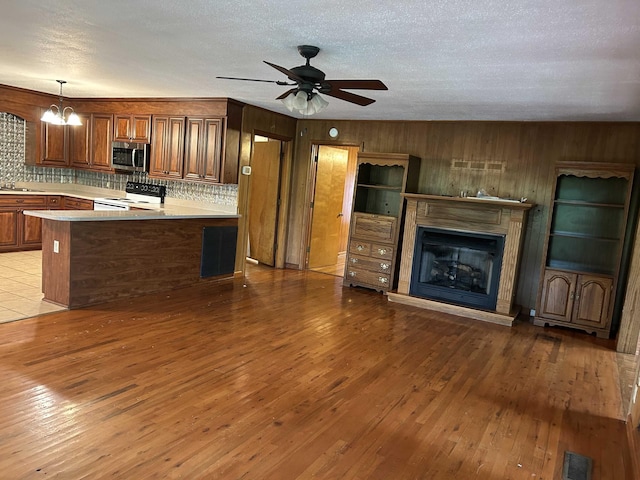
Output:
[
  {"xmin": 307, "ymin": 144, "xmax": 359, "ymax": 277},
  {"xmin": 246, "ymin": 134, "xmax": 289, "ymax": 267}
]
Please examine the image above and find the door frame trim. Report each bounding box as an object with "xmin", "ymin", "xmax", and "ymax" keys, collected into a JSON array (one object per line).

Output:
[
  {"xmin": 245, "ymin": 129, "xmax": 293, "ymax": 269},
  {"xmin": 303, "ymin": 142, "xmax": 361, "ymax": 270}
]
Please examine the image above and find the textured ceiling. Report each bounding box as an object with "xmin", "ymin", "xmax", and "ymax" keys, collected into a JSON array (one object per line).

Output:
[{"xmin": 1, "ymin": 0, "xmax": 639, "ymax": 121}]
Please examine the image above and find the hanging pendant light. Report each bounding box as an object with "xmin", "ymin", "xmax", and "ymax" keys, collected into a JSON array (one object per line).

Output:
[{"xmin": 41, "ymin": 80, "xmax": 82, "ymax": 126}]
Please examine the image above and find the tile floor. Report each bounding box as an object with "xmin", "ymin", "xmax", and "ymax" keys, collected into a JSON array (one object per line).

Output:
[{"xmin": 0, "ymin": 250, "xmax": 66, "ymax": 323}]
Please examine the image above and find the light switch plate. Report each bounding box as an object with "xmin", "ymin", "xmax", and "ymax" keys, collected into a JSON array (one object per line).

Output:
[{"xmin": 53, "ymin": 240, "xmax": 59, "ymax": 253}]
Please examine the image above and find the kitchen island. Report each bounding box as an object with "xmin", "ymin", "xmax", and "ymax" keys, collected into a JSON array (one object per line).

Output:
[{"xmin": 24, "ymin": 208, "xmax": 239, "ymax": 309}]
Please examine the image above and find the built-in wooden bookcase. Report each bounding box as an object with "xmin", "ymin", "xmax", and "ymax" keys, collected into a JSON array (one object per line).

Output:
[
  {"xmin": 534, "ymin": 162, "xmax": 635, "ymax": 338},
  {"xmin": 344, "ymin": 152, "xmax": 420, "ymax": 293}
]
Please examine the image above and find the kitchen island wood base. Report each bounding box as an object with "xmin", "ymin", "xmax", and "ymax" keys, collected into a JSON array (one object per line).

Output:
[{"xmin": 41, "ymin": 217, "xmax": 238, "ymax": 308}]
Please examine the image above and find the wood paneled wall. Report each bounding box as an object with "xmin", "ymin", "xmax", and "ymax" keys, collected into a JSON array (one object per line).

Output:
[
  {"xmin": 234, "ymin": 105, "xmax": 297, "ymax": 272},
  {"xmin": 288, "ymin": 120, "xmax": 640, "ymax": 310}
]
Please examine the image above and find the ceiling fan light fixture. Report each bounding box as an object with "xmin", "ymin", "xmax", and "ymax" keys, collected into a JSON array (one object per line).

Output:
[
  {"xmin": 281, "ymin": 91, "xmax": 298, "ymax": 112},
  {"xmin": 293, "ymin": 90, "xmax": 308, "ymax": 110},
  {"xmin": 281, "ymin": 91, "xmax": 328, "ymax": 116},
  {"xmin": 309, "ymin": 93, "xmax": 329, "ymax": 113}
]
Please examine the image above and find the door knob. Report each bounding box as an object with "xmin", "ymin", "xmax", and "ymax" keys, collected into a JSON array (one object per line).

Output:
[{"xmin": 337, "ymin": 213, "xmax": 343, "ymax": 217}]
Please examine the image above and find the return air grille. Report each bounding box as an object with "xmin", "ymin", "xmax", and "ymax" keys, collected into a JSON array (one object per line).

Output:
[{"xmin": 562, "ymin": 451, "xmax": 592, "ymax": 480}]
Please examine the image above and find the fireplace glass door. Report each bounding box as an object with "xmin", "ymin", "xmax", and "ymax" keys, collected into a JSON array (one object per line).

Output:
[{"xmin": 410, "ymin": 227, "xmax": 505, "ymax": 310}]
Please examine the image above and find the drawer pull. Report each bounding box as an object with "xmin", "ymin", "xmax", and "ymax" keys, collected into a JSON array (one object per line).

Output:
[
  {"xmin": 378, "ymin": 277, "xmax": 388, "ymax": 284},
  {"xmin": 348, "ymin": 271, "xmax": 357, "ymax": 277},
  {"xmin": 16, "ymin": 199, "xmax": 24, "ymax": 203},
  {"xmin": 356, "ymin": 244, "xmax": 365, "ymax": 252},
  {"xmin": 380, "ymin": 263, "xmax": 390, "ymax": 270},
  {"xmin": 350, "ymin": 257, "xmax": 358, "ymax": 264},
  {"xmin": 377, "ymin": 248, "xmax": 387, "ymax": 255}
]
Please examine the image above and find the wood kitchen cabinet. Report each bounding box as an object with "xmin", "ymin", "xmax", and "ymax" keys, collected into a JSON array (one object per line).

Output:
[
  {"xmin": 0, "ymin": 195, "xmax": 47, "ymax": 252},
  {"xmin": 343, "ymin": 152, "xmax": 421, "ymax": 293},
  {"xmin": 150, "ymin": 116, "xmax": 185, "ymax": 179},
  {"xmin": 41, "ymin": 121, "xmax": 68, "ymax": 166},
  {"xmin": 63, "ymin": 197, "xmax": 94, "ymax": 210},
  {"xmin": 534, "ymin": 162, "xmax": 634, "ymax": 338},
  {"xmin": 68, "ymin": 117, "xmax": 90, "ymax": 168},
  {"xmin": 184, "ymin": 118, "xmax": 223, "ymax": 183},
  {"xmin": 114, "ymin": 114, "xmax": 151, "ymax": 143},
  {"xmin": 43, "ymin": 112, "xmax": 112, "ymax": 171},
  {"xmin": 90, "ymin": 114, "xmax": 114, "ymax": 170},
  {"xmin": 0, "ymin": 209, "xmax": 19, "ymax": 249}
]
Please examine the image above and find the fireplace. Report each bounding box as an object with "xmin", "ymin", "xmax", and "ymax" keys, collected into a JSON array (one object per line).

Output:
[
  {"xmin": 410, "ymin": 227, "xmax": 505, "ymax": 310},
  {"xmin": 388, "ymin": 194, "xmax": 534, "ymax": 326}
]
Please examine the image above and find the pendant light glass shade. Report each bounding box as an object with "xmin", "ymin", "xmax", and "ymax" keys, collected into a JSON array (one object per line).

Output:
[
  {"xmin": 41, "ymin": 80, "xmax": 82, "ymax": 126},
  {"xmin": 281, "ymin": 91, "xmax": 328, "ymax": 116}
]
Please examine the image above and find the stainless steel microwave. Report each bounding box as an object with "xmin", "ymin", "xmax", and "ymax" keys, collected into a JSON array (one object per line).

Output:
[{"xmin": 111, "ymin": 141, "xmax": 149, "ymax": 172}]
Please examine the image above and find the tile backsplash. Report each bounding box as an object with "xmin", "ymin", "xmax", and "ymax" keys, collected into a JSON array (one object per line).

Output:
[{"xmin": 0, "ymin": 112, "xmax": 238, "ymax": 205}]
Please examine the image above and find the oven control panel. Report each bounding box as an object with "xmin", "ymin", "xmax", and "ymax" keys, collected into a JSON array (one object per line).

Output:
[{"xmin": 125, "ymin": 182, "xmax": 166, "ymax": 199}]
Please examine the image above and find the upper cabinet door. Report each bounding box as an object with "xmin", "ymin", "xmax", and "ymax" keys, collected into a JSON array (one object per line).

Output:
[
  {"xmin": 114, "ymin": 114, "xmax": 151, "ymax": 143},
  {"xmin": 68, "ymin": 118, "xmax": 90, "ymax": 169},
  {"xmin": 41, "ymin": 121, "xmax": 67, "ymax": 166},
  {"xmin": 149, "ymin": 116, "xmax": 184, "ymax": 179},
  {"xmin": 90, "ymin": 114, "xmax": 114, "ymax": 171},
  {"xmin": 183, "ymin": 117, "xmax": 222, "ymax": 183}
]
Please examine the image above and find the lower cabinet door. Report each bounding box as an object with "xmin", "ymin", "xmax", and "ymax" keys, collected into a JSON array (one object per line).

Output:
[
  {"xmin": 0, "ymin": 209, "xmax": 19, "ymax": 248},
  {"xmin": 539, "ymin": 269, "xmax": 576, "ymax": 322},
  {"xmin": 21, "ymin": 212, "xmax": 42, "ymax": 246},
  {"xmin": 572, "ymin": 275, "xmax": 612, "ymax": 328}
]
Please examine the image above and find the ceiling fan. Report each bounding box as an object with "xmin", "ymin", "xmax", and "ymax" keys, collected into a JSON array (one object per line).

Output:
[{"xmin": 216, "ymin": 45, "xmax": 387, "ymax": 113}]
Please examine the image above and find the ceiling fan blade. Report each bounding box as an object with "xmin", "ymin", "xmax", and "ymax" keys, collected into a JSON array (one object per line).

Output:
[
  {"xmin": 216, "ymin": 76, "xmax": 292, "ymax": 85},
  {"xmin": 321, "ymin": 89, "xmax": 376, "ymax": 106},
  {"xmin": 264, "ymin": 61, "xmax": 305, "ymax": 83},
  {"xmin": 323, "ymin": 80, "xmax": 388, "ymax": 90},
  {"xmin": 276, "ymin": 88, "xmax": 298, "ymax": 100}
]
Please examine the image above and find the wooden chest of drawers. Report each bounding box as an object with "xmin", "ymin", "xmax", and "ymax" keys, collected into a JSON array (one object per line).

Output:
[
  {"xmin": 344, "ymin": 213, "xmax": 398, "ymax": 292},
  {"xmin": 342, "ymin": 152, "xmax": 421, "ymax": 293}
]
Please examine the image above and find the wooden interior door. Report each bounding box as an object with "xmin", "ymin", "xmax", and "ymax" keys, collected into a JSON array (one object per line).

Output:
[
  {"xmin": 308, "ymin": 146, "xmax": 349, "ymax": 269},
  {"xmin": 247, "ymin": 138, "xmax": 281, "ymax": 266}
]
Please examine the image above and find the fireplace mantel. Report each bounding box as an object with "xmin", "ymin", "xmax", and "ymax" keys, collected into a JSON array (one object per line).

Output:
[{"xmin": 388, "ymin": 194, "xmax": 534, "ymax": 326}]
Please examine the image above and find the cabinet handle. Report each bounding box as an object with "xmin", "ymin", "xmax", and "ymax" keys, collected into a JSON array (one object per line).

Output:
[
  {"xmin": 356, "ymin": 245, "xmax": 365, "ymax": 251},
  {"xmin": 570, "ymin": 292, "xmax": 575, "ymax": 300},
  {"xmin": 378, "ymin": 248, "xmax": 387, "ymax": 255},
  {"xmin": 378, "ymin": 277, "xmax": 388, "ymax": 284},
  {"xmin": 350, "ymin": 258, "xmax": 358, "ymax": 264},
  {"xmin": 380, "ymin": 263, "xmax": 390, "ymax": 270},
  {"xmin": 348, "ymin": 271, "xmax": 357, "ymax": 277}
]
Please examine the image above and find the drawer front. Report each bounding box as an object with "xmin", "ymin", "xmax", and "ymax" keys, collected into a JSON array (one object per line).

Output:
[
  {"xmin": 47, "ymin": 196, "xmax": 62, "ymax": 208},
  {"xmin": 64, "ymin": 197, "xmax": 94, "ymax": 210},
  {"xmin": 347, "ymin": 254, "xmax": 393, "ymax": 273},
  {"xmin": 351, "ymin": 214, "xmax": 397, "ymax": 242},
  {"xmin": 349, "ymin": 240, "xmax": 371, "ymax": 256},
  {"xmin": 0, "ymin": 195, "xmax": 46, "ymax": 207},
  {"xmin": 344, "ymin": 267, "xmax": 391, "ymax": 289},
  {"xmin": 370, "ymin": 243, "xmax": 393, "ymax": 260}
]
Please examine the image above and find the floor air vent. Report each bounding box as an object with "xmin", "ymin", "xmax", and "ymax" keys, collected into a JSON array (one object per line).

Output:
[{"xmin": 562, "ymin": 451, "xmax": 592, "ymax": 480}]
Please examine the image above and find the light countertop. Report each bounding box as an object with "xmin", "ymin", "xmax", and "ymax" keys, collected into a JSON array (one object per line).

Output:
[{"xmin": 6, "ymin": 182, "xmax": 239, "ymax": 221}]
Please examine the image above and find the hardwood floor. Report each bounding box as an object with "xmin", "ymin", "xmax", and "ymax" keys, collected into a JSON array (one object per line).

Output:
[{"xmin": 0, "ymin": 265, "xmax": 633, "ymax": 479}]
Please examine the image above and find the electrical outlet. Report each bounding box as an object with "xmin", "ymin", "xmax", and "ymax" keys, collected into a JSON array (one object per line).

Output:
[{"xmin": 53, "ymin": 240, "xmax": 59, "ymax": 254}]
